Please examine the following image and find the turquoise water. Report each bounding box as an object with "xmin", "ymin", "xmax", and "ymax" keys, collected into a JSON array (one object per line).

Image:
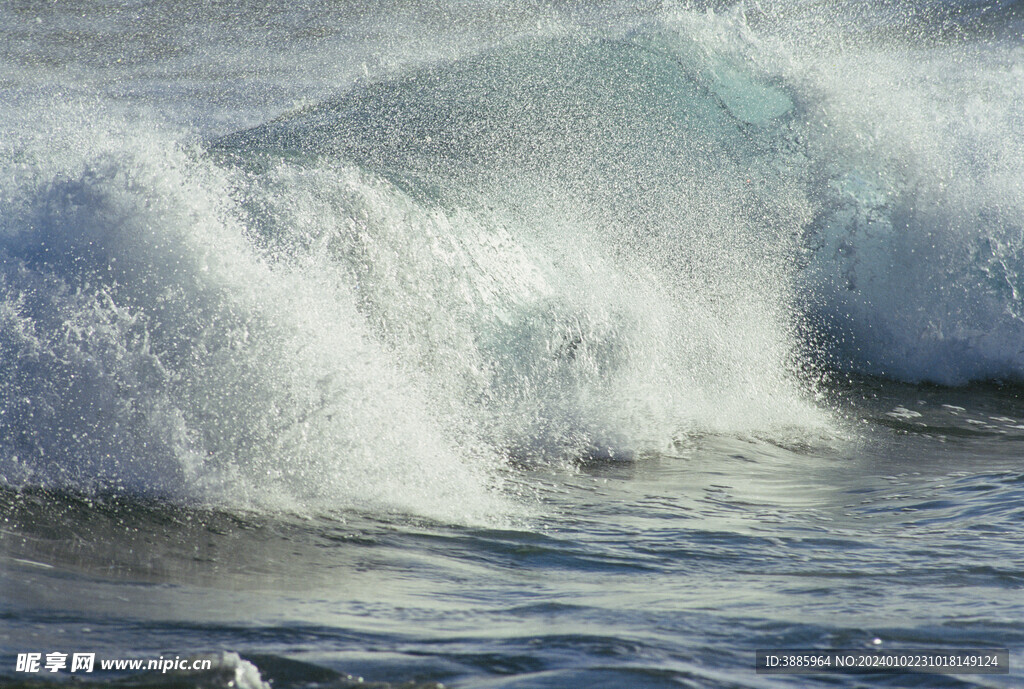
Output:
[{"xmin": 1, "ymin": 1, "xmax": 1023, "ymax": 686}]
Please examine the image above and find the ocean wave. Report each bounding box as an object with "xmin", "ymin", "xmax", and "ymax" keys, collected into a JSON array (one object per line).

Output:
[{"xmin": 2, "ymin": 5, "xmax": 1020, "ymax": 517}]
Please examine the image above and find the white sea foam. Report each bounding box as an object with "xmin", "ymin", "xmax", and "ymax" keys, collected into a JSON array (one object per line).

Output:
[
  {"xmin": 6, "ymin": 4, "xmax": 1019, "ymax": 521},
  {"xmin": 779, "ymin": 31, "xmax": 1024, "ymax": 384},
  {"xmin": 0, "ymin": 112, "xmax": 515, "ymax": 524}
]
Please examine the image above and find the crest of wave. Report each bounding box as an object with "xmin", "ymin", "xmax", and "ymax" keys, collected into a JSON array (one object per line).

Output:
[{"xmin": 0, "ymin": 109, "xmax": 516, "ymax": 524}]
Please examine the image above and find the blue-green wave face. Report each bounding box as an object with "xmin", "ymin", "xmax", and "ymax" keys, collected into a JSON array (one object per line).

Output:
[
  {"xmin": 215, "ymin": 36, "xmax": 794, "ymax": 166},
  {"xmin": 210, "ymin": 32, "xmax": 830, "ymax": 451}
]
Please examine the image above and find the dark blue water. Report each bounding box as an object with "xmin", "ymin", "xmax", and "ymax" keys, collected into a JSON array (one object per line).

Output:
[{"xmin": 1, "ymin": 1, "xmax": 1023, "ymax": 687}]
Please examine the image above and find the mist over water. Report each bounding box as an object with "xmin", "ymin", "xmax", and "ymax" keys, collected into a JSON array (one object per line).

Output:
[
  {"xmin": 1, "ymin": 6, "xmax": 858, "ymax": 519},
  {"xmin": 1, "ymin": 2, "xmax": 1023, "ymax": 687},
  {"xmin": 3, "ymin": 0, "xmax": 1023, "ymax": 518}
]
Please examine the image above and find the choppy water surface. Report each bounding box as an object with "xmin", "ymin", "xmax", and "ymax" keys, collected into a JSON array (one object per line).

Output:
[{"xmin": 1, "ymin": 1, "xmax": 1022, "ymax": 686}]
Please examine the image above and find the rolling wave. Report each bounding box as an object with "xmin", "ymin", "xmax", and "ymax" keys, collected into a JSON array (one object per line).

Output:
[{"xmin": 1, "ymin": 5, "xmax": 1020, "ymax": 518}]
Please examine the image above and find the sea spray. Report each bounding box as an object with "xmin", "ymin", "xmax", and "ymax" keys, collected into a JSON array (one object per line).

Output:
[
  {"xmin": 22, "ymin": 6, "xmax": 1014, "ymax": 518},
  {"xmin": 0, "ymin": 115, "xmax": 514, "ymax": 523},
  {"xmin": 216, "ymin": 31, "xmax": 834, "ymax": 446},
  {"xmin": 791, "ymin": 40, "xmax": 1024, "ymax": 384}
]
